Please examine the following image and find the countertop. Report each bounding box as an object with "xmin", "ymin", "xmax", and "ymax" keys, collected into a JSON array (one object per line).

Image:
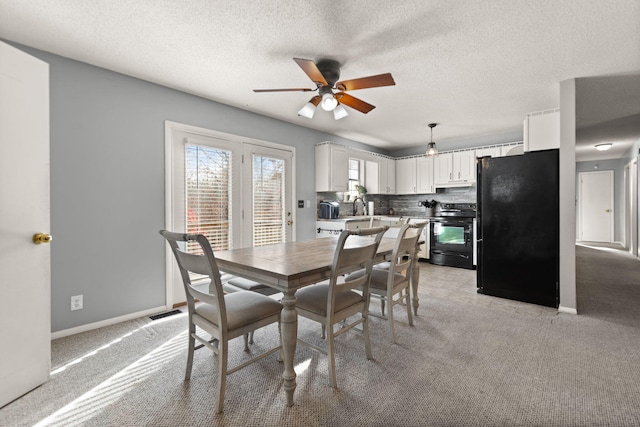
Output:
[{"xmin": 317, "ymin": 215, "xmax": 429, "ymax": 222}]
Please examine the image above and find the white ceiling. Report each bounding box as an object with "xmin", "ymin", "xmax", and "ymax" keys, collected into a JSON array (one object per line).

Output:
[{"xmin": 1, "ymin": 0, "xmax": 639, "ymax": 161}]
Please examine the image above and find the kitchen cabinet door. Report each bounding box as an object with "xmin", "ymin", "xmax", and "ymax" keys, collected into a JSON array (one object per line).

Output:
[
  {"xmin": 454, "ymin": 150, "xmax": 476, "ymax": 182},
  {"xmin": 315, "ymin": 143, "xmax": 348, "ymax": 192},
  {"xmin": 416, "ymin": 156, "xmax": 435, "ymax": 194},
  {"xmin": 365, "ymin": 160, "xmax": 380, "ymax": 194},
  {"xmin": 395, "ymin": 157, "xmax": 417, "ymax": 194},
  {"xmin": 380, "ymin": 156, "xmax": 396, "ymax": 194},
  {"xmin": 434, "ymin": 153, "xmax": 452, "ymax": 185}
]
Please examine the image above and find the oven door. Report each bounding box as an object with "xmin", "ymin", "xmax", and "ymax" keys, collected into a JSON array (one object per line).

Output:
[{"xmin": 430, "ymin": 218, "xmax": 473, "ymax": 253}]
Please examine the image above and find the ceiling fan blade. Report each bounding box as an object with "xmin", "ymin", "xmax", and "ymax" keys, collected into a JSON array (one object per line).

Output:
[
  {"xmin": 335, "ymin": 92, "xmax": 376, "ymax": 114},
  {"xmin": 253, "ymin": 88, "xmax": 314, "ymax": 93},
  {"xmin": 293, "ymin": 58, "xmax": 328, "ymax": 86},
  {"xmin": 308, "ymin": 95, "xmax": 322, "ymax": 106},
  {"xmin": 336, "ymin": 73, "xmax": 395, "ymax": 91}
]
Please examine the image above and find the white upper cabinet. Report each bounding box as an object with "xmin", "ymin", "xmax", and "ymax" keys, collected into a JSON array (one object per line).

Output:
[
  {"xmin": 524, "ymin": 108, "xmax": 560, "ymax": 152},
  {"xmin": 380, "ymin": 156, "xmax": 396, "ymax": 194},
  {"xmin": 416, "ymin": 156, "xmax": 435, "ymax": 194},
  {"xmin": 364, "ymin": 155, "xmax": 396, "ymax": 194},
  {"xmin": 395, "ymin": 156, "xmax": 435, "ymax": 195},
  {"xmin": 395, "ymin": 157, "xmax": 417, "ymax": 194},
  {"xmin": 475, "ymin": 147, "xmax": 502, "ymax": 158},
  {"xmin": 434, "ymin": 153, "xmax": 452, "ymax": 185},
  {"xmin": 364, "ymin": 159, "xmax": 380, "ymax": 193},
  {"xmin": 501, "ymin": 144, "xmax": 524, "ymax": 156},
  {"xmin": 316, "ymin": 143, "xmax": 348, "ymax": 192},
  {"xmin": 434, "ymin": 150, "xmax": 476, "ymax": 188}
]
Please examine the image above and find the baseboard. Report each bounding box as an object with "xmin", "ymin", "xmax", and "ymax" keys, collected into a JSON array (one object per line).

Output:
[
  {"xmin": 51, "ymin": 305, "xmax": 170, "ymax": 340},
  {"xmin": 558, "ymin": 305, "xmax": 577, "ymax": 315}
]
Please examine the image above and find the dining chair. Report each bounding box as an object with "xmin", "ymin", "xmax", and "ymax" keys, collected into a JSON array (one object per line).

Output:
[
  {"xmin": 159, "ymin": 230, "xmax": 283, "ymax": 413},
  {"xmin": 347, "ymin": 221, "xmax": 427, "ymax": 344},
  {"xmin": 295, "ymin": 226, "xmax": 388, "ymax": 388}
]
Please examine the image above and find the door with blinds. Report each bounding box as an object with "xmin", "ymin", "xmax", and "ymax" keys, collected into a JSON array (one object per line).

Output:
[
  {"xmin": 242, "ymin": 143, "xmax": 294, "ymax": 247},
  {"xmin": 166, "ymin": 122, "xmax": 295, "ymax": 306}
]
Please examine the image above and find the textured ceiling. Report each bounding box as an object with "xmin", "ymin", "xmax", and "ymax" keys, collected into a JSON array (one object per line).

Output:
[{"xmin": 1, "ymin": 0, "xmax": 639, "ymax": 161}]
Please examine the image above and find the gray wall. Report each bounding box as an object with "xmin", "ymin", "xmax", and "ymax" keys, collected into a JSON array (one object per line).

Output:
[
  {"xmin": 575, "ymin": 159, "xmax": 625, "ymax": 242},
  {"xmin": 10, "ymin": 42, "xmax": 377, "ymax": 333}
]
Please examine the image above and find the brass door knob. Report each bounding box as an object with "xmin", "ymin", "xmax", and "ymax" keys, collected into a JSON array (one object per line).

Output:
[
  {"xmin": 33, "ymin": 233, "xmax": 52, "ymax": 244},
  {"xmin": 287, "ymin": 220, "xmax": 293, "ymax": 226}
]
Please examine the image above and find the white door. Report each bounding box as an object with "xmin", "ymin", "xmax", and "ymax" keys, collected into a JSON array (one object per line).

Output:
[
  {"xmin": 0, "ymin": 42, "xmax": 51, "ymax": 407},
  {"xmin": 579, "ymin": 171, "xmax": 614, "ymax": 242},
  {"xmin": 242, "ymin": 143, "xmax": 294, "ymax": 247}
]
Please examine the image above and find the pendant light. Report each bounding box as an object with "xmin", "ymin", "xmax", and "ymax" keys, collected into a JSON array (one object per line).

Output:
[{"xmin": 425, "ymin": 123, "xmax": 439, "ymax": 156}]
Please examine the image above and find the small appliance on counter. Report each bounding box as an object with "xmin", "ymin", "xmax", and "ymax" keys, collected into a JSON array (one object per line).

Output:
[{"xmin": 319, "ymin": 201, "xmax": 340, "ymax": 219}]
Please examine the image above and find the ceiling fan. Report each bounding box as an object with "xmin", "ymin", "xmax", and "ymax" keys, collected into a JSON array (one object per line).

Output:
[{"xmin": 253, "ymin": 58, "xmax": 395, "ymax": 120}]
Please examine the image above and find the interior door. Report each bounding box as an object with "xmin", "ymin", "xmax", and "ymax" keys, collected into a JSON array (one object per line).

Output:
[
  {"xmin": 0, "ymin": 41, "xmax": 51, "ymax": 407},
  {"xmin": 579, "ymin": 171, "xmax": 614, "ymax": 242},
  {"xmin": 242, "ymin": 143, "xmax": 294, "ymax": 247}
]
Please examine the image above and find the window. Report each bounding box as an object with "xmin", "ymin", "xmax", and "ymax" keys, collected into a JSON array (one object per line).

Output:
[
  {"xmin": 252, "ymin": 154, "xmax": 286, "ymax": 246},
  {"xmin": 348, "ymin": 158, "xmax": 361, "ymax": 199},
  {"xmin": 185, "ymin": 144, "xmax": 232, "ymax": 254}
]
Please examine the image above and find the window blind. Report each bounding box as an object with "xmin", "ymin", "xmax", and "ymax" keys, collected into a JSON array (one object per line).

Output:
[
  {"xmin": 185, "ymin": 144, "xmax": 232, "ymax": 254},
  {"xmin": 252, "ymin": 154, "xmax": 286, "ymax": 246}
]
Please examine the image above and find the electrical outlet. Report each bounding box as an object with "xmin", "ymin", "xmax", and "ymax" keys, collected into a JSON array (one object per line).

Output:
[{"xmin": 71, "ymin": 295, "xmax": 83, "ymax": 311}]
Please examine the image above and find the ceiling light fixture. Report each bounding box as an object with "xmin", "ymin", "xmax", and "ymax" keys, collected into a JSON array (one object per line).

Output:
[
  {"xmin": 320, "ymin": 92, "xmax": 338, "ymax": 111},
  {"xmin": 425, "ymin": 123, "xmax": 439, "ymax": 156},
  {"xmin": 333, "ymin": 104, "xmax": 349, "ymax": 120},
  {"xmin": 595, "ymin": 143, "xmax": 612, "ymax": 151},
  {"xmin": 297, "ymin": 95, "xmax": 321, "ymax": 119}
]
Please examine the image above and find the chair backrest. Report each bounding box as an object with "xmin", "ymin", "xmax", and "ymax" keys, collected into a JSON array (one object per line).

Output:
[
  {"xmin": 390, "ymin": 221, "xmax": 428, "ymax": 279},
  {"xmin": 328, "ymin": 226, "xmax": 388, "ymax": 306},
  {"xmin": 159, "ymin": 230, "xmax": 227, "ymax": 329}
]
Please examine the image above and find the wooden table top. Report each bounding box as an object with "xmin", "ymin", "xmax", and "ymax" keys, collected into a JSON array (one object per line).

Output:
[{"xmin": 215, "ymin": 236, "xmax": 396, "ymax": 292}]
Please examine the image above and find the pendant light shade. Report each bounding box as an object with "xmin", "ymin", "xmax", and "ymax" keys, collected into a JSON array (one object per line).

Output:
[{"xmin": 425, "ymin": 123, "xmax": 439, "ymax": 156}]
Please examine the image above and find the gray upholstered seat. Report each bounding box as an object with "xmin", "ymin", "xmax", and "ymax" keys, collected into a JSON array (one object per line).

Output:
[
  {"xmin": 295, "ymin": 226, "xmax": 388, "ymax": 388},
  {"xmin": 159, "ymin": 230, "xmax": 283, "ymax": 414},
  {"xmin": 346, "ymin": 221, "xmax": 427, "ymax": 344}
]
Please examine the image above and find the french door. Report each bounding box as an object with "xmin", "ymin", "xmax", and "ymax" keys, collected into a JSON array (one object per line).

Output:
[
  {"xmin": 165, "ymin": 122, "xmax": 294, "ymax": 305},
  {"xmin": 242, "ymin": 143, "xmax": 293, "ymax": 248}
]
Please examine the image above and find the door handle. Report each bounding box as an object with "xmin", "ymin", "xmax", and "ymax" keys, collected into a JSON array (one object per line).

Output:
[
  {"xmin": 287, "ymin": 220, "xmax": 293, "ymax": 225},
  {"xmin": 33, "ymin": 233, "xmax": 52, "ymax": 244},
  {"xmin": 605, "ymin": 209, "xmax": 611, "ymax": 213}
]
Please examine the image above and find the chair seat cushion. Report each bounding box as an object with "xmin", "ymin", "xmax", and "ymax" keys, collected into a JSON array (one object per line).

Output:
[
  {"xmin": 296, "ymin": 283, "xmax": 364, "ymax": 317},
  {"xmin": 226, "ymin": 277, "xmax": 267, "ymax": 290},
  {"xmin": 195, "ymin": 290, "xmax": 282, "ymax": 331},
  {"xmin": 346, "ymin": 268, "xmax": 407, "ymax": 290}
]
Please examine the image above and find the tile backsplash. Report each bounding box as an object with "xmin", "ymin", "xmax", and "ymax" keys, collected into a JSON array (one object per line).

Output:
[{"xmin": 317, "ymin": 186, "xmax": 476, "ymax": 218}]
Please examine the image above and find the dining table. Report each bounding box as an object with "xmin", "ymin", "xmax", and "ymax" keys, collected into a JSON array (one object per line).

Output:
[{"xmin": 214, "ymin": 234, "xmax": 423, "ymax": 406}]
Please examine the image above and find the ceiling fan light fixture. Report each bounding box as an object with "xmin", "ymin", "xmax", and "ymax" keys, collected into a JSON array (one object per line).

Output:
[
  {"xmin": 333, "ymin": 104, "xmax": 349, "ymax": 120},
  {"xmin": 595, "ymin": 143, "xmax": 612, "ymax": 151},
  {"xmin": 321, "ymin": 92, "xmax": 338, "ymax": 111},
  {"xmin": 425, "ymin": 123, "xmax": 439, "ymax": 156},
  {"xmin": 297, "ymin": 102, "xmax": 317, "ymax": 119}
]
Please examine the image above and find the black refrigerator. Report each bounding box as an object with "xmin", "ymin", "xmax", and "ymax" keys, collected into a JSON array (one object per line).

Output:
[{"xmin": 476, "ymin": 149, "xmax": 559, "ymax": 308}]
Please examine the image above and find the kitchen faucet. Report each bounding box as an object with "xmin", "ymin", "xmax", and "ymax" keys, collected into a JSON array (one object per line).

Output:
[{"xmin": 352, "ymin": 196, "xmax": 366, "ymax": 216}]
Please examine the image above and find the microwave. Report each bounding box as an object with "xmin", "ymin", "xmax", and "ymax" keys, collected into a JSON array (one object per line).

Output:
[{"xmin": 319, "ymin": 201, "xmax": 340, "ymax": 219}]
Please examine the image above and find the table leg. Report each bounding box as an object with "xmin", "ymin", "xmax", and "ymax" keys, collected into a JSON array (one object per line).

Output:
[
  {"xmin": 411, "ymin": 248, "xmax": 420, "ymax": 316},
  {"xmin": 280, "ymin": 289, "xmax": 297, "ymax": 406}
]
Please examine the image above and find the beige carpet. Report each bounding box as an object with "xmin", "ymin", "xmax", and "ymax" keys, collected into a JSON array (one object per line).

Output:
[{"xmin": 2, "ymin": 243, "xmax": 640, "ymax": 426}]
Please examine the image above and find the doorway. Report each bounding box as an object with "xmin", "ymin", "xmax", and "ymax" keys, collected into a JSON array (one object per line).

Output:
[
  {"xmin": 164, "ymin": 121, "xmax": 295, "ymax": 306},
  {"xmin": 578, "ymin": 170, "xmax": 614, "ymax": 242}
]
